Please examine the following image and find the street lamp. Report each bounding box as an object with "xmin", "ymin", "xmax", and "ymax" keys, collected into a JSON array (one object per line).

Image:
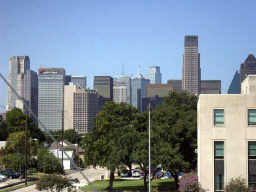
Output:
[{"xmin": 148, "ymin": 102, "xmax": 151, "ymax": 192}]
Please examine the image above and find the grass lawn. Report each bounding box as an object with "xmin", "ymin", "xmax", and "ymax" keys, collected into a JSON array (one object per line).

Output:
[{"xmin": 81, "ymin": 178, "xmax": 176, "ymax": 192}]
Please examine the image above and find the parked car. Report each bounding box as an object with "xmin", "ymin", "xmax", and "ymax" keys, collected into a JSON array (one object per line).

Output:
[
  {"xmin": 120, "ymin": 170, "xmax": 132, "ymax": 177},
  {"xmin": 0, "ymin": 174, "xmax": 7, "ymax": 182},
  {"xmin": 132, "ymin": 169, "xmax": 141, "ymax": 177},
  {"xmin": 0, "ymin": 170, "xmax": 20, "ymax": 179}
]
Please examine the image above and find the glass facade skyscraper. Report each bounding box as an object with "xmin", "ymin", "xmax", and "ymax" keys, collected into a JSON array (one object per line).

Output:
[
  {"xmin": 113, "ymin": 75, "xmax": 131, "ymax": 104},
  {"xmin": 71, "ymin": 75, "xmax": 87, "ymax": 89},
  {"xmin": 148, "ymin": 66, "xmax": 162, "ymax": 84},
  {"xmin": 131, "ymin": 74, "xmax": 150, "ymax": 112},
  {"xmin": 38, "ymin": 68, "xmax": 65, "ymax": 131}
]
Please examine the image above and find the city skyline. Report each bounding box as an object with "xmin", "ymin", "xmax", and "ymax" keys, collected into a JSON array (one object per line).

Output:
[{"xmin": 1, "ymin": 0, "xmax": 256, "ymax": 109}]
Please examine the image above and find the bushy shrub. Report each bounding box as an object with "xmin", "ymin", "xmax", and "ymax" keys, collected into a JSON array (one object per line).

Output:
[
  {"xmin": 225, "ymin": 177, "xmax": 251, "ymax": 192},
  {"xmin": 36, "ymin": 174, "xmax": 75, "ymax": 192},
  {"xmin": 37, "ymin": 148, "xmax": 64, "ymax": 174},
  {"xmin": 178, "ymin": 172, "xmax": 205, "ymax": 192}
]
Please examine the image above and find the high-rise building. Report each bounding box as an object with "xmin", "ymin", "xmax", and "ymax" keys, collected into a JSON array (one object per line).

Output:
[
  {"xmin": 64, "ymin": 83, "xmax": 77, "ymax": 131},
  {"xmin": 167, "ymin": 80, "xmax": 182, "ymax": 93},
  {"xmin": 73, "ymin": 89, "xmax": 99, "ymax": 133},
  {"xmin": 148, "ymin": 66, "xmax": 162, "ymax": 84},
  {"xmin": 71, "ymin": 75, "xmax": 87, "ymax": 89},
  {"xmin": 38, "ymin": 68, "xmax": 65, "ymax": 131},
  {"xmin": 182, "ymin": 35, "xmax": 201, "ymax": 95},
  {"xmin": 7, "ymin": 56, "xmax": 38, "ymax": 116},
  {"xmin": 240, "ymin": 54, "xmax": 256, "ymax": 84},
  {"xmin": 146, "ymin": 84, "xmax": 173, "ymax": 97},
  {"xmin": 131, "ymin": 74, "xmax": 150, "ymax": 112},
  {"xmin": 200, "ymin": 80, "xmax": 221, "ymax": 94},
  {"xmin": 93, "ymin": 76, "xmax": 113, "ymax": 102},
  {"xmin": 113, "ymin": 75, "xmax": 131, "ymax": 104}
]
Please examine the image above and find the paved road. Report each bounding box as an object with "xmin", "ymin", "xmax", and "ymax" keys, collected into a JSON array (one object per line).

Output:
[{"xmin": 13, "ymin": 167, "xmax": 109, "ymax": 192}]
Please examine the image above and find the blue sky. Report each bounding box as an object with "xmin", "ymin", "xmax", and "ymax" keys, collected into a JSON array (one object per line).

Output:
[{"xmin": 1, "ymin": 0, "xmax": 256, "ymax": 109}]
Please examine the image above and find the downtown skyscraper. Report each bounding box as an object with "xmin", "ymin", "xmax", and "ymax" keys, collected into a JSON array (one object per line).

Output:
[
  {"xmin": 131, "ymin": 74, "xmax": 150, "ymax": 112},
  {"xmin": 182, "ymin": 35, "xmax": 201, "ymax": 95},
  {"xmin": 148, "ymin": 66, "xmax": 162, "ymax": 84},
  {"xmin": 38, "ymin": 68, "xmax": 65, "ymax": 131},
  {"xmin": 113, "ymin": 75, "xmax": 131, "ymax": 104},
  {"xmin": 7, "ymin": 56, "xmax": 38, "ymax": 116},
  {"xmin": 93, "ymin": 76, "xmax": 113, "ymax": 103}
]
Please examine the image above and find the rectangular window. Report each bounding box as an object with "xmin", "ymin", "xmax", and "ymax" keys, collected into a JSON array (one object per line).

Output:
[
  {"xmin": 214, "ymin": 141, "xmax": 224, "ymax": 192},
  {"xmin": 249, "ymin": 142, "xmax": 256, "ymax": 190},
  {"xmin": 248, "ymin": 109, "xmax": 256, "ymax": 126},
  {"xmin": 214, "ymin": 109, "xmax": 224, "ymax": 127}
]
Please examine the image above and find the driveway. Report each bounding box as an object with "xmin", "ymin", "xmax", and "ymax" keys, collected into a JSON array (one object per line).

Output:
[{"xmin": 13, "ymin": 167, "xmax": 109, "ymax": 192}]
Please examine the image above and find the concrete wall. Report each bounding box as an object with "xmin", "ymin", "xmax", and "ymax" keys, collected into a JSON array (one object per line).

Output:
[{"xmin": 198, "ymin": 94, "xmax": 256, "ymax": 191}]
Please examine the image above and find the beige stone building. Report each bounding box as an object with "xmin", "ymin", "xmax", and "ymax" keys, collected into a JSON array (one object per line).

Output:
[
  {"xmin": 198, "ymin": 75, "xmax": 256, "ymax": 191},
  {"xmin": 64, "ymin": 84, "xmax": 99, "ymax": 133}
]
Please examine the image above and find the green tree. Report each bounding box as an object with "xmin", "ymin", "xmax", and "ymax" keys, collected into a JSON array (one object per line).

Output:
[
  {"xmin": 4, "ymin": 108, "xmax": 45, "ymax": 142},
  {"xmin": 131, "ymin": 112, "xmax": 151, "ymax": 192},
  {"xmin": 46, "ymin": 129, "xmax": 81, "ymax": 144},
  {"xmin": 152, "ymin": 92, "xmax": 197, "ymax": 189},
  {"xmin": 0, "ymin": 131, "xmax": 38, "ymax": 173},
  {"xmin": 37, "ymin": 147, "xmax": 64, "ymax": 174},
  {"xmin": 81, "ymin": 102, "xmax": 137, "ymax": 191},
  {"xmin": 0, "ymin": 121, "xmax": 8, "ymax": 140}
]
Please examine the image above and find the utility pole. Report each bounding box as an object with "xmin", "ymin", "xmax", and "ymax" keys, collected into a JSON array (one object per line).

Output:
[
  {"xmin": 25, "ymin": 110, "xmax": 28, "ymax": 186},
  {"xmin": 62, "ymin": 111, "xmax": 64, "ymax": 169},
  {"xmin": 148, "ymin": 102, "xmax": 151, "ymax": 192}
]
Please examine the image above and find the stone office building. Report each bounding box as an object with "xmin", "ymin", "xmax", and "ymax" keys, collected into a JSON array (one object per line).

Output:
[{"xmin": 198, "ymin": 75, "xmax": 256, "ymax": 191}]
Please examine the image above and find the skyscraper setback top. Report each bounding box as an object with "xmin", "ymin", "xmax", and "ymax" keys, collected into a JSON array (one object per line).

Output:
[
  {"xmin": 182, "ymin": 35, "xmax": 201, "ymax": 95},
  {"xmin": 240, "ymin": 54, "xmax": 256, "ymax": 84},
  {"xmin": 7, "ymin": 56, "xmax": 38, "ymax": 116}
]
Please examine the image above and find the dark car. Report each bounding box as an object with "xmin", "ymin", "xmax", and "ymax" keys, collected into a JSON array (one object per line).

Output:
[{"xmin": 0, "ymin": 170, "xmax": 20, "ymax": 179}]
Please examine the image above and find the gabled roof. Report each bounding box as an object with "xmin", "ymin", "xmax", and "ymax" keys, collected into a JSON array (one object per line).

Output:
[{"xmin": 49, "ymin": 140, "xmax": 75, "ymax": 150}]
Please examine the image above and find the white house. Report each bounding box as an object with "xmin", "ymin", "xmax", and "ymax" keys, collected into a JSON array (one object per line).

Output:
[{"xmin": 49, "ymin": 140, "xmax": 75, "ymax": 170}]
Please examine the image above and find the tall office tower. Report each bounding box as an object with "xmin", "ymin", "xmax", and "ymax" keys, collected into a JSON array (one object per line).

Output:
[
  {"xmin": 8, "ymin": 56, "xmax": 30, "ymax": 110},
  {"xmin": 200, "ymin": 80, "xmax": 221, "ymax": 94},
  {"xmin": 113, "ymin": 75, "xmax": 131, "ymax": 104},
  {"xmin": 23, "ymin": 70, "xmax": 38, "ymax": 116},
  {"xmin": 38, "ymin": 68, "xmax": 65, "ymax": 131},
  {"xmin": 65, "ymin": 75, "xmax": 71, "ymax": 85},
  {"xmin": 148, "ymin": 66, "xmax": 162, "ymax": 84},
  {"xmin": 131, "ymin": 74, "xmax": 150, "ymax": 112},
  {"xmin": 64, "ymin": 83, "xmax": 77, "ymax": 131},
  {"xmin": 7, "ymin": 56, "xmax": 38, "ymax": 115},
  {"xmin": 73, "ymin": 89, "xmax": 99, "ymax": 133},
  {"xmin": 240, "ymin": 54, "xmax": 256, "ymax": 84},
  {"xmin": 71, "ymin": 75, "xmax": 87, "ymax": 89},
  {"xmin": 167, "ymin": 80, "xmax": 182, "ymax": 93},
  {"xmin": 182, "ymin": 35, "xmax": 201, "ymax": 95},
  {"xmin": 93, "ymin": 76, "xmax": 113, "ymax": 102},
  {"xmin": 146, "ymin": 84, "xmax": 173, "ymax": 97},
  {"xmin": 114, "ymin": 86, "xmax": 128, "ymax": 103}
]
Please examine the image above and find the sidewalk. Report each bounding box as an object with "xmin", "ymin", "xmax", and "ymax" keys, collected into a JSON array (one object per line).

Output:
[{"xmin": 12, "ymin": 167, "xmax": 109, "ymax": 192}]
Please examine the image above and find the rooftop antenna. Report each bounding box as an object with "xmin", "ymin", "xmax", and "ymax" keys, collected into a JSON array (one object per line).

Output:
[
  {"xmin": 121, "ymin": 64, "xmax": 124, "ymax": 75},
  {"xmin": 138, "ymin": 65, "xmax": 142, "ymax": 75}
]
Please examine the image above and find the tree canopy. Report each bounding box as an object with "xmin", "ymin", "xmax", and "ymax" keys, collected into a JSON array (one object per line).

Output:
[
  {"xmin": 152, "ymin": 92, "xmax": 197, "ymax": 189},
  {"xmin": 81, "ymin": 102, "xmax": 138, "ymax": 191},
  {"xmin": 0, "ymin": 108, "xmax": 45, "ymax": 142}
]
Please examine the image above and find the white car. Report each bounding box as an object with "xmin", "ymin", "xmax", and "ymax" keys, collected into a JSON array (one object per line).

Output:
[{"xmin": 0, "ymin": 174, "xmax": 7, "ymax": 182}]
